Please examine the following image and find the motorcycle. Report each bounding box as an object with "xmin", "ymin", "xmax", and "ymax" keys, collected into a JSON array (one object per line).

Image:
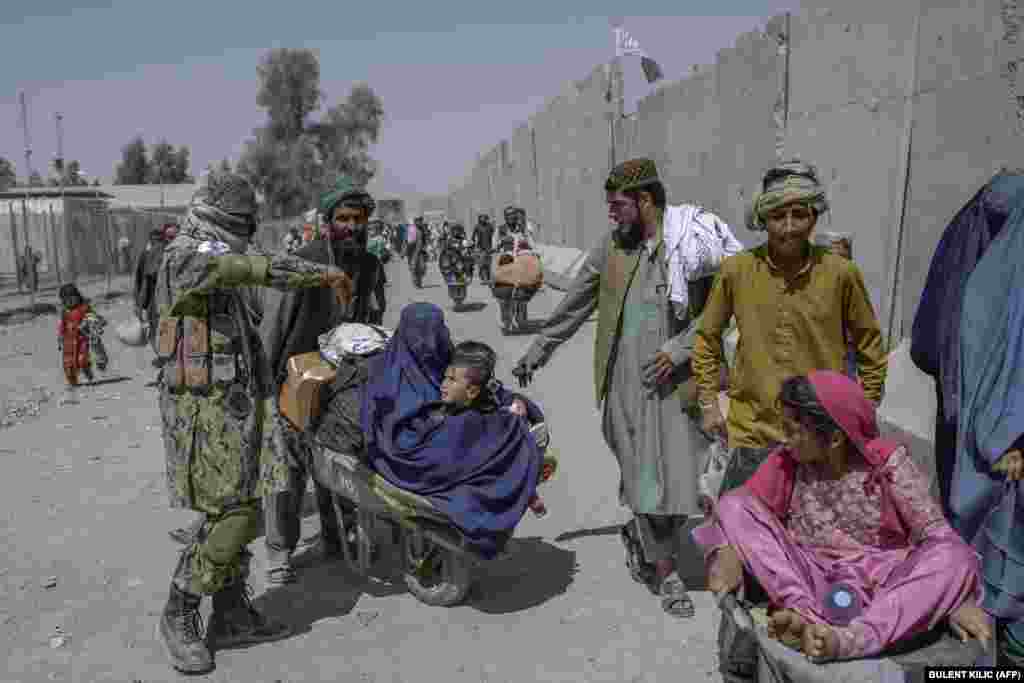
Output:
[
  {"xmin": 438, "ymin": 238, "xmax": 473, "ymax": 308},
  {"xmin": 491, "ymin": 234, "xmax": 542, "ymax": 334}
]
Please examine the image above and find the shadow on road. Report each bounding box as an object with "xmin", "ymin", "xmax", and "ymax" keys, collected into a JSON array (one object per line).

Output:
[
  {"xmin": 453, "ymin": 301, "xmax": 488, "ymax": 313},
  {"xmin": 500, "ymin": 319, "xmax": 546, "ymax": 336},
  {"xmin": 470, "ymin": 536, "xmax": 577, "ymax": 615},
  {"xmin": 251, "ymin": 555, "xmax": 407, "ymax": 642},
  {"xmin": 553, "ymin": 521, "xmax": 708, "ymax": 591},
  {"xmin": 554, "ymin": 524, "xmax": 622, "ymax": 543},
  {"xmin": 84, "ymin": 375, "xmax": 134, "ymax": 387}
]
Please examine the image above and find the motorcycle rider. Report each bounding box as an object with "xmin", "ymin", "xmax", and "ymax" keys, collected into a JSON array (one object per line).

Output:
[
  {"xmin": 439, "ymin": 221, "xmax": 471, "ymax": 282},
  {"xmin": 498, "ymin": 206, "xmax": 533, "ymax": 246},
  {"xmin": 471, "ymin": 214, "xmax": 495, "ymax": 282}
]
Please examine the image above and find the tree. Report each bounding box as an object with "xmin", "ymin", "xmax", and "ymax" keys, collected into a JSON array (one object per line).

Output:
[
  {"xmin": 61, "ymin": 160, "xmax": 88, "ymax": 186},
  {"xmin": 239, "ymin": 50, "xmax": 384, "ymax": 217},
  {"xmin": 0, "ymin": 157, "xmax": 15, "ymax": 191},
  {"xmin": 172, "ymin": 145, "xmax": 194, "ymax": 183},
  {"xmin": 28, "ymin": 171, "xmax": 44, "ymax": 187},
  {"xmin": 256, "ymin": 48, "xmax": 322, "ymax": 143},
  {"xmin": 115, "ymin": 136, "xmax": 150, "ymax": 184},
  {"xmin": 150, "ymin": 140, "xmax": 176, "ymax": 184},
  {"xmin": 309, "ymin": 83, "xmax": 384, "ymax": 188},
  {"xmin": 219, "ymin": 158, "xmax": 232, "ymax": 174}
]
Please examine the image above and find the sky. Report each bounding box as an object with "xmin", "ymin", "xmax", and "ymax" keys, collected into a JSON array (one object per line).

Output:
[{"xmin": 1, "ymin": 0, "xmax": 797, "ymax": 199}]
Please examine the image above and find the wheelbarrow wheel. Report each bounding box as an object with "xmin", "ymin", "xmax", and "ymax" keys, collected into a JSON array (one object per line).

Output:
[{"xmin": 402, "ymin": 531, "xmax": 473, "ymax": 607}]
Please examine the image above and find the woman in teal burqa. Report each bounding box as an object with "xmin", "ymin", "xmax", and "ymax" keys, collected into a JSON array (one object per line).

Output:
[
  {"xmin": 952, "ymin": 172, "xmax": 1024, "ymax": 666},
  {"xmin": 911, "ymin": 171, "xmax": 1024, "ymax": 518}
]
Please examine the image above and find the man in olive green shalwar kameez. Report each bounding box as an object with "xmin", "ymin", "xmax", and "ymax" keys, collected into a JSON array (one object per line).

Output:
[
  {"xmin": 153, "ymin": 171, "xmax": 354, "ymax": 675},
  {"xmin": 514, "ymin": 159, "xmax": 714, "ymax": 618}
]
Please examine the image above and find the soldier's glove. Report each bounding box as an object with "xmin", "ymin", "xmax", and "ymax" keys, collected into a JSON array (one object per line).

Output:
[{"xmin": 511, "ymin": 361, "xmax": 534, "ymax": 388}]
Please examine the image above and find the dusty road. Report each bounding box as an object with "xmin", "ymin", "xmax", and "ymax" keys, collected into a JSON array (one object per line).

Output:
[{"xmin": 1, "ymin": 258, "xmax": 722, "ymax": 683}]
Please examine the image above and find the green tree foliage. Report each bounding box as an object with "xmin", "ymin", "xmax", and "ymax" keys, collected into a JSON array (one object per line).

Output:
[
  {"xmin": 115, "ymin": 136, "xmax": 150, "ymax": 184},
  {"xmin": 256, "ymin": 48, "xmax": 322, "ymax": 143},
  {"xmin": 310, "ymin": 82, "xmax": 383, "ymax": 188},
  {"xmin": 0, "ymin": 157, "xmax": 16, "ymax": 191},
  {"xmin": 53, "ymin": 159, "xmax": 89, "ymax": 186},
  {"xmin": 238, "ymin": 47, "xmax": 384, "ymax": 217},
  {"xmin": 114, "ymin": 136, "xmax": 193, "ymax": 184},
  {"xmin": 172, "ymin": 146, "xmax": 194, "ymax": 183}
]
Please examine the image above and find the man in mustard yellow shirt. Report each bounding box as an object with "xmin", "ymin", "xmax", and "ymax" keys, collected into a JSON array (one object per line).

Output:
[{"xmin": 693, "ymin": 160, "xmax": 887, "ymax": 491}]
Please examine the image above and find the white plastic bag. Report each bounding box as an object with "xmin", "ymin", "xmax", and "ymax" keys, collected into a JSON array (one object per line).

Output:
[
  {"xmin": 698, "ymin": 439, "xmax": 731, "ymax": 515},
  {"xmin": 115, "ymin": 315, "xmax": 146, "ymax": 346},
  {"xmin": 318, "ymin": 322, "xmax": 392, "ymax": 365}
]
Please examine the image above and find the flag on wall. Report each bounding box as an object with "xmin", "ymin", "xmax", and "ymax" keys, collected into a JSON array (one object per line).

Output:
[
  {"xmin": 614, "ymin": 27, "xmax": 644, "ymax": 58},
  {"xmin": 613, "ymin": 27, "xmax": 664, "ymax": 83}
]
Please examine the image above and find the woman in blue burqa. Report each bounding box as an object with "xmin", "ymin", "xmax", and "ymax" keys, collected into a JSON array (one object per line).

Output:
[
  {"xmin": 914, "ymin": 169, "xmax": 1024, "ymax": 665},
  {"xmin": 360, "ymin": 302, "xmax": 544, "ymax": 559},
  {"xmin": 911, "ymin": 170, "xmax": 1024, "ymax": 519}
]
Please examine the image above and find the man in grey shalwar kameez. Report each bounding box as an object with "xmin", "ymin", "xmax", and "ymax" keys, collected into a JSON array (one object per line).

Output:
[{"xmin": 514, "ymin": 158, "xmax": 739, "ymax": 617}]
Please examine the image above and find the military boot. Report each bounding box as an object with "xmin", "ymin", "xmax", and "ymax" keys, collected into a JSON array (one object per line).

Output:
[
  {"xmin": 158, "ymin": 582, "xmax": 213, "ymax": 674},
  {"xmin": 207, "ymin": 554, "xmax": 292, "ymax": 650}
]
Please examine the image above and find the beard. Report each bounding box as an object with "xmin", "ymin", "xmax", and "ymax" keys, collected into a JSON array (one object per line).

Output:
[{"xmin": 613, "ymin": 219, "xmax": 645, "ymax": 249}]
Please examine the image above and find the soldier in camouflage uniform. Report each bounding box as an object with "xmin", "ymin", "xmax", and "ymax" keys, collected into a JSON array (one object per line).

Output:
[{"xmin": 153, "ymin": 172, "xmax": 354, "ymax": 675}]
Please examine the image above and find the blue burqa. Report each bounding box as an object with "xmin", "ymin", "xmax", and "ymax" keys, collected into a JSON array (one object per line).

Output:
[
  {"xmin": 952, "ymin": 182, "xmax": 1024, "ymax": 637},
  {"xmin": 361, "ymin": 302, "xmax": 543, "ymax": 559},
  {"xmin": 911, "ymin": 171, "xmax": 1024, "ymax": 514}
]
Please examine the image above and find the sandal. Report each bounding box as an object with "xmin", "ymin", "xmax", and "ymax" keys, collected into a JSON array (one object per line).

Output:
[
  {"xmin": 659, "ymin": 571, "xmax": 695, "ymax": 619},
  {"xmin": 265, "ymin": 563, "xmax": 297, "ymax": 586}
]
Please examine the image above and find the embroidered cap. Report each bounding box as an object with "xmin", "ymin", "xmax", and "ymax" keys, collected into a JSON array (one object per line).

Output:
[{"xmin": 605, "ymin": 158, "xmax": 661, "ymax": 193}]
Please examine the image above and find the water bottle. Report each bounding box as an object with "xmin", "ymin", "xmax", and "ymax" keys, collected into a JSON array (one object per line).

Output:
[{"xmin": 823, "ymin": 582, "xmax": 862, "ymax": 626}]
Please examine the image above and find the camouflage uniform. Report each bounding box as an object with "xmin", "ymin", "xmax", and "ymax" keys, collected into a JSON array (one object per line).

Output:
[{"xmin": 154, "ymin": 172, "xmax": 349, "ymax": 675}]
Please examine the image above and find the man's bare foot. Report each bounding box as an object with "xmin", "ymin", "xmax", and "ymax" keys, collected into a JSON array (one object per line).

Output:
[
  {"xmin": 949, "ymin": 603, "xmax": 993, "ymax": 649},
  {"xmin": 707, "ymin": 545, "xmax": 743, "ymax": 595},
  {"xmin": 803, "ymin": 622, "xmax": 841, "ymax": 661},
  {"xmin": 767, "ymin": 609, "xmax": 807, "ymax": 650}
]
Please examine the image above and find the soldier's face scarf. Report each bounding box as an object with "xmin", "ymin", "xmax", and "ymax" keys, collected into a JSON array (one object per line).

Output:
[{"xmin": 182, "ymin": 202, "xmax": 253, "ymax": 255}]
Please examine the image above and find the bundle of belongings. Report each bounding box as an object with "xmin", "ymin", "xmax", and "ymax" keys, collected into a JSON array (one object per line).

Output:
[
  {"xmin": 278, "ymin": 323, "xmax": 391, "ymax": 457},
  {"xmin": 494, "ymin": 249, "xmax": 543, "ymax": 289}
]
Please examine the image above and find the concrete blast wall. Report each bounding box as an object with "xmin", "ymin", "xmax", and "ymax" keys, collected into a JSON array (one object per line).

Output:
[{"xmin": 448, "ymin": 0, "xmax": 1024, "ymax": 342}]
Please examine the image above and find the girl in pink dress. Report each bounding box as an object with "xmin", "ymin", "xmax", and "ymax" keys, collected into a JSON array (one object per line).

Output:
[{"xmin": 693, "ymin": 370, "xmax": 992, "ymax": 662}]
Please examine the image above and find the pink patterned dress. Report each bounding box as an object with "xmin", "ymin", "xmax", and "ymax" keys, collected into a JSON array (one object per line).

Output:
[{"xmin": 694, "ymin": 447, "xmax": 981, "ymax": 660}]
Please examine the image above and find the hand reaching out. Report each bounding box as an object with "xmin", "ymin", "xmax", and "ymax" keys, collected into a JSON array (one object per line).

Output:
[{"xmin": 993, "ymin": 449, "xmax": 1023, "ymax": 481}]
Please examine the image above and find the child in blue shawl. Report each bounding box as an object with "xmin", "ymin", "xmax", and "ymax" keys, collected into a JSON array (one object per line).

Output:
[{"xmin": 362, "ymin": 303, "xmax": 545, "ymax": 558}]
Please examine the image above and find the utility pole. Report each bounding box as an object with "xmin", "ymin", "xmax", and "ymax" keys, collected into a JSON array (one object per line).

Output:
[
  {"xmin": 52, "ymin": 113, "xmax": 65, "ymax": 283},
  {"xmin": 18, "ymin": 92, "xmax": 36, "ymax": 309}
]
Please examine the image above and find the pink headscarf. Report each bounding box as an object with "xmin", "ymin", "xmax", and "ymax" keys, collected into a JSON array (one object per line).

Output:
[{"xmin": 745, "ymin": 371, "xmax": 903, "ymax": 522}]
